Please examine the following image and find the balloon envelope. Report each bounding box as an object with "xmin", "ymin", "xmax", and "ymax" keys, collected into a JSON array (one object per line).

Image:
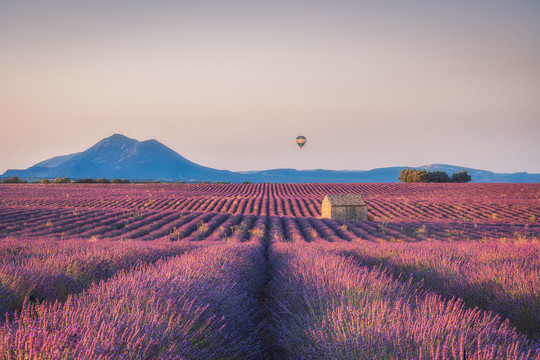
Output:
[{"xmin": 296, "ymin": 136, "xmax": 306, "ymax": 149}]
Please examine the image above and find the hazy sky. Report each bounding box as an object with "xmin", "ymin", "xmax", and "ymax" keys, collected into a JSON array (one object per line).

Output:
[{"xmin": 1, "ymin": 1, "xmax": 539, "ymax": 174}]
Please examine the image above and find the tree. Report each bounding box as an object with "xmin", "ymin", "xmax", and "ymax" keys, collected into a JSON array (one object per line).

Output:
[
  {"xmin": 1, "ymin": 177, "xmax": 22, "ymax": 184},
  {"xmin": 428, "ymin": 171, "xmax": 451, "ymax": 183},
  {"xmin": 41, "ymin": 179, "xmax": 51, "ymax": 184},
  {"xmin": 53, "ymin": 177, "xmax": 70, "ymax": 184},
  {"xmin": 96, "ymin": 178, "xmax": 111, "ymax": 184},
  {"xmin": 414, "ymin": 170, "xmax": 430, "ymax": 183},
  {"xmin": 399, "ymin": 169, "xmax": 471, "ymax": 183},
  {"xmin": 399, "ymin": 169, "xmax": 429, "ymax": 183},
  {"xmin": 451, "ymin": 170, "xmax": 471, "ymax": 183},
  {"xmin": 112, "ymin": 179, "xmax": 130, "ymax": 184},
  {"xmin": 398, "ymin": 169, "xmax": 414, "ymax": 183}
]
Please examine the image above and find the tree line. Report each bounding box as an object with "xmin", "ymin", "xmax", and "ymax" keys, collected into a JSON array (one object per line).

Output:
[
  {"xmin": 398, "ymin": 169, "xmax": 471, "ymax": 183},
  {"xmin": 1, "ymin": 177, "xmax": 132, "ymax": 184},
  {"xmin": 2, "ymin": 172, "xmax": 472, "ymax": 184}
]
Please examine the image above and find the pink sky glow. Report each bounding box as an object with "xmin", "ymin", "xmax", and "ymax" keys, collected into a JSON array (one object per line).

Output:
[{"xmin": 1, "ymin": 1, "xmax": 539, "ymax": 174}]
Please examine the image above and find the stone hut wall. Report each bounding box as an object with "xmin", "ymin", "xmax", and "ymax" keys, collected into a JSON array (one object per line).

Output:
[
  {"xmin": 321, "ymin": 194, "xmax": 368, "ymax": 221},
  {"xmin": 330, "ymin": 205, "xmax": 368, "ymax": 221}
]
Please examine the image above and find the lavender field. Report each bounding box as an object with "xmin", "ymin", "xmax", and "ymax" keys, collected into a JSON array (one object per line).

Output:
[{"xmin": 0, "ymin": 183, "xmax": 539, "ymax": 359}]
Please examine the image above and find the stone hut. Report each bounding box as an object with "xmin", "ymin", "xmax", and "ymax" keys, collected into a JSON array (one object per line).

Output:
[{"xmin": 321, "ymin": 194, "xmax": 368, "ymax": 221}]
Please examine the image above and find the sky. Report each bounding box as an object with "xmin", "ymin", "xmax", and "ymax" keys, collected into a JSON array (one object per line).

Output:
[{"xmin": 1, "ymin": 1, "xmax": 539, "ymax": 174}]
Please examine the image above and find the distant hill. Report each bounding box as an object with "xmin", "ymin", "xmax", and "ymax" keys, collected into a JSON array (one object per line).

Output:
[
  {"xmin": 414, "ymin": 164, "xmax": 540, "ymax": 183},
  {"xmin": 2, "ymin": 134, "xmax": 539, "ymax": 183},
  {"xmin": 2, "ymin": 134, "xmax": 243, "ymax": 182},
  {"xmin": 242, "ymin": 165, "xmax": 540, "ymax": 183},
  {"xmin": 240, "ymin": 167, "xmax": 407, "ymax": 183}
]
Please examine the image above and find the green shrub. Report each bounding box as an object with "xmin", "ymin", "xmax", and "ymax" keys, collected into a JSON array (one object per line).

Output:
[
  {"xmin": 112, "ymin": 179, "xmax": 131, "ymax": 184},
  {"xmin": 53, "ymin": 177, "xmax": 70, "ymax": 184},
  {"xmin": 1, "ymin": 177, "xmax": 23, "ymax": 184}
]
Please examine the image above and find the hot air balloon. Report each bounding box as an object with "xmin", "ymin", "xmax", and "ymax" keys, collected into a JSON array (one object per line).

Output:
[{"xmin": 296, "ymin": 136, "xmax": 307, "ymax": 150}]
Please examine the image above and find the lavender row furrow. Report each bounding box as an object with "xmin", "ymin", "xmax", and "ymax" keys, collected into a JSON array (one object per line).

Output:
[
  {"xmin": 268, "ymin": 242, "xmax": 539, "ymax": 359},
  {"xmin": 334, "ymin": 240, "xmax": 540, "ymax": 339},
  {"xmin": 0, "ymin": 238, "xmax": 199, "ymax": 316},
  {"xmin": 0, "ymin": 240, "xmax": 266, "ymax": 359}
]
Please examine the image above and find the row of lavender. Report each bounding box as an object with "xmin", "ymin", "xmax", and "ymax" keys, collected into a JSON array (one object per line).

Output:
[
  {"xmin": 2, "ymin": 183, "xmax": 539, "ymax": 200},
  {"xmin": 1, "ymin": 237, "xmax": 539, "ymax": 358},
  {"xmin": 0, "ymin": 238, "xmax": 202, "ymax": 315},
  {"xmin": 1, "ymin": 207, "xmax": 538, "ymax": 243},
  {"xmin": 1, "ymin": 240, "xmax": 266, "ymax": 359},
  {"xmin": 4, "ymin": 196, "xmax": 538, "ymax": 222},
  {"xmin": 1, "ymin": 216, "xmax": 539, "ymax": 338},
  {"xmin": 327, "ymin": 240, "xmax": 540, "ymax": 339},
  {"xmin": 2, "ymin": 183, "xmax": 539, "ymax": 221},
  {"xmin": 269, "ymin": 241, "xmax": 539, "ymax": 359}
]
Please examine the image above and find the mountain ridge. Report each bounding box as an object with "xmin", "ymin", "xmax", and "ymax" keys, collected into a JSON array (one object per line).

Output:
[{"xmin": 2, "ymin": 134, "xmax": 539, "ymax": 183}]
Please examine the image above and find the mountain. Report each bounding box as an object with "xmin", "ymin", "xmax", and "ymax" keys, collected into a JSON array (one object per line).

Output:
[
  {"xmin": 2, "ymin": 134, "xmax": 539, "ymax": 183},
  {"xmin": 2, "ymin": 134, "xmax": 243, "ymax": 182}
]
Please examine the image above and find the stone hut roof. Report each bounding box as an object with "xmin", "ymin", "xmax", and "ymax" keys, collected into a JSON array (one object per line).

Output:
[{"xmin": 324, "ymin": 194, "xmax": 366, "ymax": 206}]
